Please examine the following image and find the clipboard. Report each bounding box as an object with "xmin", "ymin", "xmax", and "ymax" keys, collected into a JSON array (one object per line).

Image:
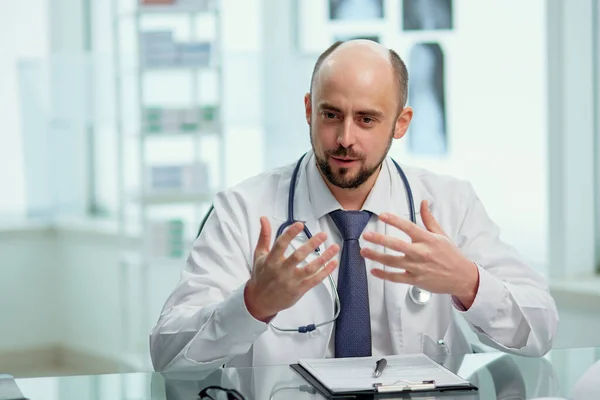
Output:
[{"xmin": 290, "ymin": 354, "xmax": 478, "ymax": 399}]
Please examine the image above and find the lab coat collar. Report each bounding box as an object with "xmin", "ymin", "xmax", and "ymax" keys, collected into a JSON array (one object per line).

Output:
[{"xmin": 273, "ymin": 150, "xmax": 435, "ymax": 223}]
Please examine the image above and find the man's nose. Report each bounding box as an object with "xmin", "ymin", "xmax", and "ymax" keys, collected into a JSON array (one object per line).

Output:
[{"xmin": 337, "ymin": 119, "xmax": 357, "ymax": 148}]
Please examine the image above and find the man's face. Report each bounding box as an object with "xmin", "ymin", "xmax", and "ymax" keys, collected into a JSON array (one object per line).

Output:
[
  {"xmin": 305, "ymin": 60, "xmax": 408, "ymax": 190},
  {"xmin": 309, "ymin": 120, "xmax": 394, "ymax": 189}
]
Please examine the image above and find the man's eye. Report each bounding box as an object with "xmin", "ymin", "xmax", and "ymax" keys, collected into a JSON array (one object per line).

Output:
[
  {"xmin": 324, "ymin": 112, "xmax": 337, "ymax": 119},
  {"xmin": 362, "ymin": 117, "xmax": 373, "ymax": 124}
]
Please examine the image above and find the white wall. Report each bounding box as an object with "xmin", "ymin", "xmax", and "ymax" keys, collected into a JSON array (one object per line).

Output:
[
  {"xmin": 48, "ymin": 0, "xmax": 86, "ymax": 53},
  {"xmin": 547, "ymin": 0, "xmax": 597, "ymax": 279},
  {"xmin": 0, "ymin": 224, "xmax": 185, "ymax": 371},
  {"xmin": 394, "ymin": 0, "xmax": 548, "ymax": 271},
  {"xmin": 55, "ymin": 229, "xmax": 127, "ymax": 362},
  {"xmin": 261, "ymin": 0, "xmax": 319, "ymax": 169},
  {"xmin": 209, "ymin": 0, "xmax": 266, "ymax": 187},
  {"xmin": 0, "ymin": 0, "xmax": 49, "ymax": 217},
  {"xmin": 0, "ymin": 228, "xmax": 60, "ymax": 352},
  {"xmin": 2, "ymin": 0, "xmax": 93, "ymax": 220},
  {"xmin": 262, "ymin": 0, "xmax": 548, "ymax": 272},
  {"xmin": 57, "ymin": 227, "xmax": 183, "ymax": 370}
]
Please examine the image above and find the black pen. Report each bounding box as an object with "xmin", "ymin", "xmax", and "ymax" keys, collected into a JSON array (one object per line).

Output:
[{"xmin": 373, "ymin": 358, "xmax": 387, "ymax": 378}]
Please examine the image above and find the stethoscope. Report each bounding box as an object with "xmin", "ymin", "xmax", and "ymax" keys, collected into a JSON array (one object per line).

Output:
[{"xmin": 271, "ymin": 153, "xmax": 432, "ymax": 334}]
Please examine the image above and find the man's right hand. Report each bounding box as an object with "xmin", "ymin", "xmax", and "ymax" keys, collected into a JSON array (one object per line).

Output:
[{"xmin": 244, "ymin": 216, "xmax": 340, "ymax": 322}]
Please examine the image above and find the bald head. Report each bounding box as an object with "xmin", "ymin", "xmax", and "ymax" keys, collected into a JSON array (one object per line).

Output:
[{"xmin": 310, "ymin": 40, "xmax": 409, "ymax": 110}]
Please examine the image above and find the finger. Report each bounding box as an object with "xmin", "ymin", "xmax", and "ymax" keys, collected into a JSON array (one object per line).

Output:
[
  {"xmin": 371, "ymin": 268, "xmax": 415, "ymax": 285},
  {"xmin": 362, "ymin": 231, "xmax": 413, "ymax": 254},
  {"xmin": 267, "ymin": 221, "xmax": 305, "ymax": 262},
  {"xmin": 254, "ymin": 217, "xmax": 272, "ymax": 261},
  {"xmin": 285, "ymin": 232, "xmax": 330, "ymax": 269},
  {"xmin": 360, "ymin": 248, "xmax": 415, "ymax": 271},
  {"xmin": 420, "ymin": 200, "xmax": 445, "ymax": 235},
  {"xmin": 300, "ymin": 259, "xmax": 339, "ymax": 290},
  {"xmin": 297, "ymin": 244, "xmax": 340, "ymax": 278},
  {"xmin": 378, "ymin": 212, "xmax": 431, "ymax": 242}
]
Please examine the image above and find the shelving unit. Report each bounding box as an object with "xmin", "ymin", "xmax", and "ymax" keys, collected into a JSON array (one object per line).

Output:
[{"xmin": 111, "ymin": 0, "xmax": 224, "ymax": 370}]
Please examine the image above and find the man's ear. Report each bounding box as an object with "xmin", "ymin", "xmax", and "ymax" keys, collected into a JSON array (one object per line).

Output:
[
  {"xmin": 393, "ymin": 106, "xmax": 413, "ymax": 139},
  {"xmin": 304, "ymin": 92, "xmax": 312, "ymax": 125}
]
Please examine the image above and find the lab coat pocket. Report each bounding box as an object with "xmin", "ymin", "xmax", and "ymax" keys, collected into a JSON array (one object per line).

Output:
[{"xmin": 420, "ymin": 332, "xmax": 450, "ymax": 365}]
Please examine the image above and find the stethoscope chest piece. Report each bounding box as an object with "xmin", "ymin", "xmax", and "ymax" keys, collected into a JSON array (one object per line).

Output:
[{"xmin": 409, "ymin": 286, "xmax": 432, "ymax": 306}]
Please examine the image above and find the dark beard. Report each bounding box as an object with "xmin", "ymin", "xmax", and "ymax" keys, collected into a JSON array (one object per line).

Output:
[{"xmin": 310, "ymin": 127, "xmax": 393, "ymax": 189}]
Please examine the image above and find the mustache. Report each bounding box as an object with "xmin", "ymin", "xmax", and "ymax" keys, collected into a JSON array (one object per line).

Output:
[{"xmin": 326, "ymin": 146, "xmax": 365, "ymax": 160}]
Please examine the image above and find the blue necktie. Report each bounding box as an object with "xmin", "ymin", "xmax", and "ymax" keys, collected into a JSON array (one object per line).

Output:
[{"xmin": 329, "ymin": 209, "xmax": 372, "ymax": 358}]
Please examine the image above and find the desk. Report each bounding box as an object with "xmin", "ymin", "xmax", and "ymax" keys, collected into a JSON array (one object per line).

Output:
[{"xmin": 13, "ymin": 347, "xmax": 600, "ymax": 399}]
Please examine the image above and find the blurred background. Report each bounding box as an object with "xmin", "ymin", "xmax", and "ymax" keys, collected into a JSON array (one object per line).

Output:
[{"xmin": 0, "ymin": 0, "xmax": 599, "ymax": 379}]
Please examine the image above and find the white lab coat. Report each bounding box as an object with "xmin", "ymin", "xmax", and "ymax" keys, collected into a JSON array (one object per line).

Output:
[{"xmin": 149, "ymin": 152, "xmax": 558, "ymax": 372}]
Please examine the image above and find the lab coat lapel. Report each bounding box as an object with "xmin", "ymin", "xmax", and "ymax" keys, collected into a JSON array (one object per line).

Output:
[
  {"xmin": 266, "ymin": 154, "xmax": 335, "ymax": 359},
  {"xmin": 272, "ymin": 153, "xmax": 333, "ymax": 301},
  {"xmin": 291, "ymin": 162, "xmax": 334, "ymax": 301},
  {"xmin": 383, "ymin": 161, "xmax": 435, "ymax": 354}
]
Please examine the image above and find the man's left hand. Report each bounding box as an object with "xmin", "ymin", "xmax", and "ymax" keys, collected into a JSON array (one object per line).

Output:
[{"xmin": 361, "ymin": 200, "xmax": 480, "ymax": 309}]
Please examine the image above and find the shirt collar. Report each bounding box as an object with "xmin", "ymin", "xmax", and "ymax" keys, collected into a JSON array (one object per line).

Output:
[{"xmin": 307, "ymin": 153, "xmax": 392, "ymax": 219}]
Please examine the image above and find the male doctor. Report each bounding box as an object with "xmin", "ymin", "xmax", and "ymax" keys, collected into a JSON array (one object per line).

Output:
[{"xmin": 149, "ymin": 40, "xmax": 558, "ymax": 372}]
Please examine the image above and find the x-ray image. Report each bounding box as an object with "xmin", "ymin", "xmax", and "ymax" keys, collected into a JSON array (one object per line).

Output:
[
  {"xmin": 329, "ymin": 0, "xmax": 384, "ymax": 20},
  {"xmin": 334, "ymin": 35, "xmax": 380, "ymax": 43},
  {"xmin": 407, "ymin": 43, "xmax": 447, "ymax": 156},
  {"xmin": 403, "ymin": 0, "xmax": 453, "ymax": 30}
]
